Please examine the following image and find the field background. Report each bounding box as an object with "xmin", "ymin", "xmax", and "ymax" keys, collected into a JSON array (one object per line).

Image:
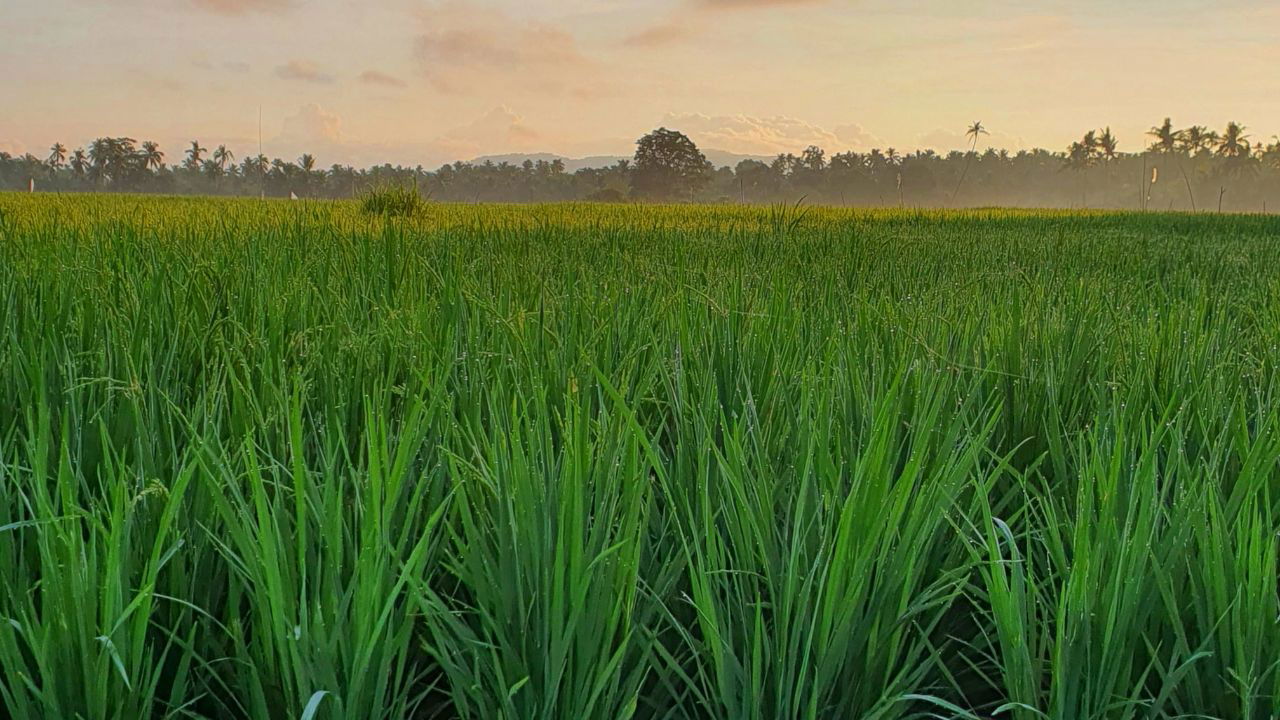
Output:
[{"xmin": 2, "ymin": 194, "xmax": 1279, "ymax": 719}]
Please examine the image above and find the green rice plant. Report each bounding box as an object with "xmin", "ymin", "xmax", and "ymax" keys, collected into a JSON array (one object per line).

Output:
[
  {"xmin": 410, "ymin": 391, "xmax": 665, "ymax": 720},
  {"xmin": 0, "ymin": 407, "xmax": 202, "ymax": 720},
  {"xmin": 3, "ymin": 193, "xmax": 1280, "ymax": 719},
  {"xmin": 192, "ymin": 392, "xmax": 452, "ymax": 719},
  {"xmin": 651, "ymin": 371, "xmax": 998, "ymax": 719}
]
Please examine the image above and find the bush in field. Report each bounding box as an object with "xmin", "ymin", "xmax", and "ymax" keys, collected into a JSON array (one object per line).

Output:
[{"xmin": 359, "ymin": 183, "xmax": 425, "ymax": 217}]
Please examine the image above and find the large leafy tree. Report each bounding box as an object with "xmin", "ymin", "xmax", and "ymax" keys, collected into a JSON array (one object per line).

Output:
[{"xmin": 630, "ymin": 127, "xmax": 712, "ymax": 201}]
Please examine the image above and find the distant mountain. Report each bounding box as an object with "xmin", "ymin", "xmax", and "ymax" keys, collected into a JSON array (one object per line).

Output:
[{"xmin": 471, "ymin": 149, "xmax": 773, "ymax": 172}]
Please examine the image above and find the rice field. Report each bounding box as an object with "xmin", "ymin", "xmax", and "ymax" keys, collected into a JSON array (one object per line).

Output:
[{"xmin": 2, "ymin": 193, "xmax": 1279, "ymax": 719}]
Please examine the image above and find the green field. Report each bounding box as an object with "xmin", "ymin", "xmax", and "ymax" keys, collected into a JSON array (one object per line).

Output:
[{"xmin": 2, "ymin": 194, "xmax": 1279, "ymax": 719}]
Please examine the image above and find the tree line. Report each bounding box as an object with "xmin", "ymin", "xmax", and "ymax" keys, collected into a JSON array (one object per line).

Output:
[{"xmin": 4, "ymin": 119, "xmax": 1280, "ymax": 211}]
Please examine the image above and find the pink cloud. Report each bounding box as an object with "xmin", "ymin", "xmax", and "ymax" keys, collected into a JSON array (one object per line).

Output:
[
  {"xmin": 275, "ymin": 60, "xmax": 335, "ymax": 84},
  {"xmin": 359, "ymin": 70, "xmax": 407, "ymax": 88},
  {"xmin": 413, "ymin": 2, "xmax": 600, "ymax": 97}
]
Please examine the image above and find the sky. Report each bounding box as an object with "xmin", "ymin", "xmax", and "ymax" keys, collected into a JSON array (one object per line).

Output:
[{"xmin": 3, "ymin": 0, "xmax": 1280, "ymax": 168}]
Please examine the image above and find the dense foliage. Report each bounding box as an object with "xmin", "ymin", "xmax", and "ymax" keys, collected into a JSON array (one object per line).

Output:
[
  {"xmin": 2, "ymin": 195, "xmax": 1280, "ymax": 719},
  {"xmin": 6, "ymin": 119, "xmax": 1280, "ymax": 209}
]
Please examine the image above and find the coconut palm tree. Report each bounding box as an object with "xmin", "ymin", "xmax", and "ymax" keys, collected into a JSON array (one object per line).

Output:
[
  {"xmin": 950, "ymin": 121, "xmax": 989, "ymax": 202},
  {"xmin": 140, "ymin": 141, "xmax": 165, "ymax": 171},
  {"xmin": 47, "ymin": 143, "xmax": 67, "ymax": 169},
  {"xmin": 69, "ymin": 149, "xmax": 88, "ymax": 177},
  {"xmin": 184, "ymin": 140, "xmax": 207, "ymax": 170},
  {"xmin": 1097, "ymin": 128, "xmax": 1119, "ymax": 162},
  {"xmin": 1213, "ymin": 122, "xmax": 1254, "ymax": 211},
  {"xmin": 1064, "ymin": 132, "xmax": 1100, "ymax": 207},
  {"xmin": 88, "ymin": 138, "xmax": 113, "ymax": 185},
  {"xmin": 1147, "ymin": 117, "xmax": 1181, "ymax": 154},
  {"xmin": 213, "ymin": 145, "xmax": 235, "ymax": 171},
  {"xmin": 1216, "ymin": 122, "xmax": 1250, "ymax": 159},
  {"xmin": 1178, "ymin": 126, "xmax": 1213, "ymax": 156}
]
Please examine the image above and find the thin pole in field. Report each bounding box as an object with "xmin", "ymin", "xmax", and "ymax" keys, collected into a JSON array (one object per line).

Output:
[
  {"xmin": 1140, "ymin": 155, "xmax": 1146, "ymax": 211},
  {"xmin": 259, "ymin": 106, "xmax": 265, "ymax": 200}
]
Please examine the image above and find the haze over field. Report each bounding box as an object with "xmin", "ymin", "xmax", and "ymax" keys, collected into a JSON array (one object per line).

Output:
[{"xmin": 4, "ymin": 0, "xmax": 1280, "ymax": 167}]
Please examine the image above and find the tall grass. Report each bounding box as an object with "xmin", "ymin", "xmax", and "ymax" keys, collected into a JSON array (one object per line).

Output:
[{"xmin": 1, "ymin": 193, "xmax": 1278, "ymax": 718}]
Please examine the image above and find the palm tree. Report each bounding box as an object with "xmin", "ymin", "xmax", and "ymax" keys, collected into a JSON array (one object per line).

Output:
[
  {"xmin": 1064, "ymin": 132, "xmax": 1100, "ymax": 207},
  {"xmin": 1178, "ymin": 126, "xmax": 1213, "ymax": 156},
  {"xmin": 1214, "ymin": 122, "xmax": 1253, "ymax": 211},
  {"xmin": 213, "ymin": 145, "xmax": 235, "ymax": 171},
  {"xmin": 88, "ymin": 138, "xmax": 113, "ymax": 185},
  {"xmin": 1146, "ymin": 119, "xmax": 1189, "ymax": 209},
  {"xmin": 1147, "ymin": 118, "xmax": 1181, "ymax": 154},
  {"xmin": 298, "ymin": 153, "xmax": 316, "ymax": 172},
  {"xmin": 140, "ymin": 141, "xmax": 165, "ymax": 170},
  {"xmin": 69, "ymin": 149, "xmax": 89, "ymax": 177},
  {"xmin": 1081, "ymin": 130, "xmax": 1100, "ymax": 158},
  {"xmin": 951, "ymin": 121, "xmax": 989, "ymax": 202},
  {"xmin": 1097, "ymin": 128, "xmax": 1118, "ymax": 162},
  {"xmin": 47, "ymin": 143, "xmax": 67, "ymax": 169},
  {"xmin": 184, "ymin": 140, "xmax": 207, "ymax": 171},
  {"xmin": 1216, "ymin": 122, "xmax": 1250, "ymax": 159}
]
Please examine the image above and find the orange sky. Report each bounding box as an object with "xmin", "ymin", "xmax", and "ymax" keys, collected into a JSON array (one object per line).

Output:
[{"xmin": 4, "ymin": 0, "xmax": 1280, "ymax": 167}]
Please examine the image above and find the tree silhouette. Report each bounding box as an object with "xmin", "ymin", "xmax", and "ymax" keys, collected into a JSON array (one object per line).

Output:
[
  {"xmin": 1147, "ymin": 118, "xmax": 1181, "ymax": 154},
  {"xmin": 69, "ymin": 149, "xmax": 88, "ymax": 177},
  {"xmin": 184, "ymin": 141, "xmax": 207, "ymax": 171},
  {"xmin": 1097, "ymin": 128, "xmax": 1119, "ymax": 162},
  {"xmin": 47, "ymin": 143, "xmax": 67, "ymax": 169},
  {"xmin": 213, "ymin": 145, "xmax": 235, "ymax": 172},
  {"xmin": 1179, "ymin": 126, "xmax": 1213, "ymax": 156},
  {"xmin": 1065, "ymin": 131, "xmax": 1100, "ymax": 207},
  {"xmin": 951, "ymin": 121, "xmax": 989, "ymax": 201},
  {"xmin": 15, "ymin": 117, "xmax": 1280, "ymax": 209},
  {"xmin": 88, "ymin": 138, "xmax": 137, "ymax": 186},
  {"xmin": 1213, "ymin": 122, "xmax": 1254, "ymax": 211},
  {"xmin": 1216, "ymin": 122, "xmax": 1250, "ymax": 159},
  {"xmin": 631, "ymin": 127, "xmax": 712, "ymax": 201},
  {"xmin": 140, "ymin": 141, "xmax": 165, "ymax": 171}
]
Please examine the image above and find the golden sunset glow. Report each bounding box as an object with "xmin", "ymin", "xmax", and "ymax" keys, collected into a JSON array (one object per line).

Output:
[{"xmin": 5, "ymin": 0, "xmax": 1279, "ymax": 166}]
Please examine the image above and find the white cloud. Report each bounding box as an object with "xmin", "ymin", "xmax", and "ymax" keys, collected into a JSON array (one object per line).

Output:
[
  {"xmin": 834, "ymin": 123, "xmax": 882, "ymax": 150},
  {"xmin": 277, "ymin": 103, "xmax": 343, "ymax": 147},
  {"xmin": 430, "ymin": 106, "xmax": 542, "ymax": 159}
]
